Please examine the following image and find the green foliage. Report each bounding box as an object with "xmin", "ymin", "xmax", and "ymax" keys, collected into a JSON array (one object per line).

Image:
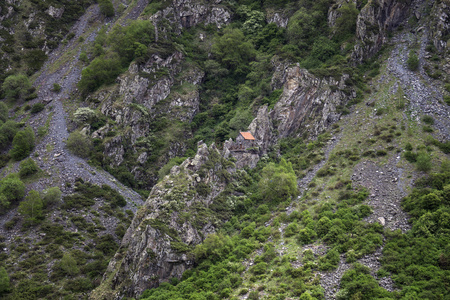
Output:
[
  {"xmin": 337, "ymin": 263, "xmax": 391, "ymax": 299},
  {"xmin": 59, "ymin": 253, "xmax": 80, "ymax": 276},
  {"xmin": 78, "ymin": 55, "xmax": 122, "ymax": 94},
  {"xmin": 0, "ymin": 267, "xmax": 9, "ymax": 295},
  {"xmin": 52, "ymin": 83, "xmax": 62, "ymax": 92},
  {"xmin": 18, "ymin": 190, "xmax": 44, "ymax": 224},
  {"xmin": 334, "ymin": 3, "xmax": 359, "ymax": 41},
  {"xmin": 10, "ymin": 127, "xmax": 35, "ymax": 160},
  {"xmin": 2, "ymin": 74, "xmax": 31, "ymax": 101},
  {"xmin": 0, "ymin": 120, "xmax": 19, "ymax": 151},
  {"xmin": 407, "ymin": 50, "xmax": 419, "ymax": 71},
  {"xmin": 0, "ymin": 173, "xmax": 25, "ymax": 208},
  {"xmin": 416, "ymin": 151, "xmax": 432, "ymax": 172},
  {"xmin": 41, "ymin": 186, "xmax": 62, "ymax": 207},
  {"xmin": 66, "ymin": 131, "xmax": 92, "ymax": 158},
  {"xmin": 30, "ymin": 102, "xmax": 45, "ymax": 114},
  {"xmin": 98, "ymin": 0, "xmax": 114, "ymax": 17},
  {"xmin": 19, "ymin": 158, "xmax": 39, "ymax": 178},
  {"xmin": 0, "ymin": 101, "xmax": 8, "ymax": 123},
  {"xmin": 73, "ymin": 107, "xmax": 97, "ymax": 125},
  {"xmin": 259, "ymin": 158, "xmax": 297, "ymax": 202},
  {"xmin": 212, "ymin": 28, "xmax": 257, "ymax": 75}
]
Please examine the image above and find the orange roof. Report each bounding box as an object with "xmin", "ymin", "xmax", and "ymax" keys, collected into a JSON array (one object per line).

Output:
[{"xmin": 240, "ymin": 132, "xmax": 255, "ymax": 140}]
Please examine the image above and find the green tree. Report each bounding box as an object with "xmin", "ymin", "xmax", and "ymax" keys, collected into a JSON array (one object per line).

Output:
[
  {"xmin": 0, "ymin": 101, "xmax": 8, "ymax": 123},
  {"xmin": 259, "ymin": 158, "xmax": 298, "ymax": 202},
  {"xmin": 18, "ymin": 190, "xmax": 43, "ymax": 224},
  {"xmin": 19, "ymin": 158, "xmax": 39, "ymax": 178},
  {"xmin": 212, "ymin": 28, "xmax": 256, "ymax": 75},
  {"xmin": 0, "ymin": 267, "xmax": 10, "ymax": 295},
  {"xmin": 334, "ymin": 3, "xmax": 359, "ymax": 40},
  {"xmin": 416, "ymin": 151, "xmax": 432, "ymax": 172},
  {"xmin": 59, "ymin": 253, "xmax": 80, "ymax": 276},
  {"xmin": 2, "ymin": 74, "xmax": 31, "ymax": 100},
  {"xmin": 78, "ymin": 55, "xmax": 122, "ymax": 94},
  {"xmin": 0, "ymin": 174, "xmax": 25, "ymax": 206},
  {"xmin": 98, "ymin": 0, "xmax": 114, "ymax": 17},
  {"xmin": 10, "ymin": 127, "xmax": 35, "ymax": 160},
  {"xmin": 66, "ymin": 131, "xmax": 92, "ymax": 158},
  {"xmin": 407, "ymin": 50, "xmax": 419, "ymax": 71},
  {"xmin": 41, "ymin": 186, "xmax": 62, "ymax": 208}
]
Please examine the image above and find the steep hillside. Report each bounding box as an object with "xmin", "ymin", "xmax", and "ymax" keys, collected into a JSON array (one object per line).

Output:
[{"xmin": 0, "ymin": 0, "xmax": 449, "ymax": 299}]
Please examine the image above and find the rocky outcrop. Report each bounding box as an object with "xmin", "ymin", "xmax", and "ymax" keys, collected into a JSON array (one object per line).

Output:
[
  {"xmin": 249, "ymin": 65, "xmax": 354, "ymax": 155},
  {"xmin": 150, "ymin": 0, "xmax": 231, "ymax": 35},
  {"xmin": 430, "ymin": 0, "xmax": 450, "ymax": 51},
  {"xmin": 352, "ymin": 0, "xmax": 412, "ymax": 63},
  {"xmin": 91, "ymin": 142, "xmax": 234, "ymax": 299}
]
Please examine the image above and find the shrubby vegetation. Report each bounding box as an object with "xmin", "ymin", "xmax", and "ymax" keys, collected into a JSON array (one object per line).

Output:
[{"xmin": 10, "ymin": 127, "xmax": 35, "ymax": 161}]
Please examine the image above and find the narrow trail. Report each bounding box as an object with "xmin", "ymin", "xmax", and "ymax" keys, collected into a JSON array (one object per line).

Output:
[{"xmin": 15, "ymin": 3, "xmax": 152, "ymax": 212}]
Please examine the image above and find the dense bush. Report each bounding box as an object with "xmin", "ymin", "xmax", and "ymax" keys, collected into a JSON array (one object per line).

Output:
[
  {"xmin": 2, "ymin": 74, "xmax": 31, "ymax": 100},
  {"xmin": 66, "ymin": 131, "xmax": 92, "ymax": 158},
  {"xmin": 10, "ymin": 127, "xmax": 35, "ymax": 160},
  {"xmin": 0, "ymin": 174, "xmax": 25, "ymax": 209},
  {"xmin": 407, "ymin": 50, "xmax": 419, "ymax": 71},
  {"xmin": 18, "ymin": 190, "xmax": 44, "ymax": 224},
  {"xmin": 0, "ymin": 267, "xmax": 9, "ymax": 295},
  {"xmin": 0, "ymin": 101, "xmax": 8, "ymax": 123},
  {"xmin": 30, "ymin": 103, "xmax": 45, "ymax": 114},
  {"xmin": 259, "ymin": 158, "xmax": 297, "ymax": 202},
  {"xmin": 41, "ymin": 186, "xmax": 62, "ymax": 207},
  {"xmin": 19, "ymin": 158, "xmax": 39, "ymax": 178},
  {"xmin": 98, "ymin": 0, "xmax": 114, "ymax": 17}
]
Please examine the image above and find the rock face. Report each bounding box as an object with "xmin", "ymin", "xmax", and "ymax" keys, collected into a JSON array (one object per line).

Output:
[
  {"xmin": 352, "ymin": 0, "xmax": 412, "ymax": 63},
  {"xmin": 91, "ymin": 142, "xmax": 234, "ymax": 299},
  {"xmin": 150, "ymin": 0, "xmax": 231, "ymax": 35},
  {"xmin": 249, "ymin": 65, "xmax": 354, "ymax": 154},
  {"xmin": 430, "ymin": 0, "xmax": 450, "ymax": 51}
]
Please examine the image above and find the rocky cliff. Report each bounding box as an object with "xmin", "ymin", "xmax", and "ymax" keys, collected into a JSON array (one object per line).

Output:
[
  {"xmin": 352, "ymin": 0, "xmax": 412, "ymax": 63},
  {"xmin": 91, "ymin": 142, "xmax": 236, "ymax": 298},
  {"xmin": 430, "ymin": 0, "xmax": 450, "ymax": 51}
]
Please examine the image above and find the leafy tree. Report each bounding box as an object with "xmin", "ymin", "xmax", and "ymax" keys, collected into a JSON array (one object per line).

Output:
[
  {"xmin": 78, "ymin": 55, "xmax": 122, "ymax": 94},
  {"xmin": 19, "ymin": 158, "xmax": 39, "ymax": 178},
  {"xmin": 59, "ymin": 253, "xmax": 80, "ymax": 276},
  {"xmin": 66, "ymin": 131, "xmax": 92, "ymax": 158},
  {"xmin": 259, "ymin": 158, "xmax": 297, "ymax": 202},
  {"xmin": 10, "ymin": 127, "xmax": 35, "ymax": 160},
  {"xmin": 0, "ymin": 267, "xmax": 9, "ymax": 295},
  {"xmin": 98, "ymin": 0, "xmax": 114, "ymax": 17},
  {"xmin": 2, "ymin": 74, "xmax": 31, "ymax": 100},
  {"xmin": 334, "ymin": 3, "xmax": 359, "ymax": 40},
  {"xmin": 212, "ymin": 28, "xmax": 257, "ymax": 75},
  {"xmin": 18, "ymin": 190, "xmax": 44, "ymax": 224},
  {"xmin": 0, "ymin": 173, "xmax": 25, "ymax": 206},
  {"xmin": 0, "ymin": 101, "xmax": 8, "ymax": 123},
  {"xmin": 416, "ymin": 151, "xmax": 432, "ymax": 172},
  {"xmin": 407, "ymin": 50, "xmax": 419, "ymax": 71},
  {"xmin": 41, "ymin": 186, "xmax": 62, "ymax": 207}
]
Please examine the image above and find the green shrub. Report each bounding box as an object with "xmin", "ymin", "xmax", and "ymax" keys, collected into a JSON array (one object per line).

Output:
[
  {"xmin": 10, "ymin": 127, "xmax": 35, "ymax": 160},
  {"xmin": 18, "ymin": 190, "xmax": 44, "ymax": 224},
  {"xmin": 2, "ymin": 74, "xmax": 31, "ymax": 100},
  {"xmin": 416, "ymin": 151, "xmax": 432, "ymax": 172},
  {"xmin": 41, "ymin": 187, "xmax": 62, "ymax": 207},
  {"xmin": 407, "ymin": 50, "xmax": 419, "ymax": 71},
  {"xmin": 259, "ymin": 158, "xmax": 297, "ymax": 202},
  {"xmin": 52, "ymin": 83, "xmax": 61, "ymax": 92},
  {"xmin": 19, "ymin": 158, "xmax": 39, "ymax": 178},
  {"xmin": 66, "ymin": 131, "xmax": 92, "ymax": 158},
  {"xmin": 0, "ymin": 102, "xmax": 8, "ymax": 123},
  {"xmin": 99, "ymin": 0, "xmax": 114, "ymax": 17},
  {"xmin": 0, "ymin": 174, "xmax": 25, "ymax": 206},
  {"xmin": 422, "ymin": 115, "xmax": 434, "ymax": 125},
  {"xmin": 0, "ymin": 267, "xmax": 10, "ymax": 295}
]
